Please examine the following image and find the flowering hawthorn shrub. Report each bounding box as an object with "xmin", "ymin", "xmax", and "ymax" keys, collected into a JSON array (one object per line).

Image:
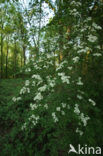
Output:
[{"xmin": 10, "ymin": 51, "xmax": 98, "ymax": 155}]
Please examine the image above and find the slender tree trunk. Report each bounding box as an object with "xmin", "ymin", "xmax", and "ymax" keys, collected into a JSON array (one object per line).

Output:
[
  {"xmin": 6, "ymin": 37, "xmax": 9, "ymax": 78},
  {"xmin": 0, "ymin": 32, "xmax": 3, "ymax": 79},
  {"xmin": 23, "ymin": 45, "xmax": 26, "ymax": 65},
  {"xmin": 58, "ymin": 1, "xmax": 63, "ymax": 63},
  {"xmin": 37, "ymin": 0, "xmax": 42, "ymax": 58},
  {"xmin": 14, "ymin": 40, "xmax": 17, "ymax": 78},
  {"xmin": 21, "ymin": 52, "xmax": 23, "ymax": 68}
]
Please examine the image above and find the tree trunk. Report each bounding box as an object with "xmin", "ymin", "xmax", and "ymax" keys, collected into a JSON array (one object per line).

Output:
[
  {"xmin": 23, "ymin": 45, "xmax": 26, "ymax": 65},
  {"xmin": 0, "ymin": 32, "xmax": 3, "ymax": 79},
  {"xmin": 37, "ymin": 0, "xmax": 42, "ymax": 58},
  {"xmin": 6, "ymin": 38, "xmax": 9, "ymax": 78},
  {"xmin": 14, "ymin": 40, "xmax": 17, "ymax": 78}
]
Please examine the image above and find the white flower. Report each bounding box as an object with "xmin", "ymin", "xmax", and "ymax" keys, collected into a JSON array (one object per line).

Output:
[
  {"xmin": 74, "ymin": 104, "xmax": 80, "ymax": 115},
  {"xmin": 88, "ymin": 99, "xmax": 96, "ymax": 106},
  {"xmin": 47, "ymin": 53, "xmax": 53, "ymax": 58},
  {"xmin": 58, "ymin": 72, "xmax": 65, "ymax": 76},
  {"xmin": 44, "ymin": 104, "xmax": 48, "ymax": 109},
  {"xmin": 68, "ymin": 66, "xmax": 73, "ymax": 70},
  {"xmin": 92, "ymin": 23, "xmax": 102, "ymax": 30},
  {"xmin": 54, "ymin": 117, "xmax": 59, "ymax": 122},
  {"xmin": 20, "ymin": 87, "xmax": 30, "ymax": 94},
  {"xmin": 61, "ymin": 103, "xmax": 66, "ymax": 108},
  {"xmin": 93, "ymin": 53, "xmax": 102, "ymax": 57},
  {"xmin": 73, "ymin": 56, "xmax": 79, "ymax": 63},
  {"xmin": 88, "ymin": 34, "xmax": 97, "ymax": 42},
  {"xmin": 34, "ymin": 93, "xmax": 43, "ymax": 101},
  {"xmin": 16, "ymin": 97, "xmax": 22, "ymax": 101},
  {"xmin": 77, "ymin": 49, "xmax": 86, "ymax": 54},
  {"xmin": 32, "ymin": 81, "xmax": 36, "ymax": 86},
  {"xmin": 86, "ymin": 17, "xmax": 92, "ymax": 21},
  {"xmin": 12, "ymin": 97, "xmax": 17, "ymax": 102},
  {"xmin": 21, "ymin": 123, "xmax": 27, "ymax": 130},
  {"xmin": 52, "ymin": 112, "xmax": 58, "ymax": 123},
  {"xmin": 77, "ymin": 95, "xmax": 83, "ymax": 100},
  {"xmin": 58, "ymin": 73, "xmax": 70, "ymax": 84},
  {"xmin": 96, "ymin": 45, "xmax": 101, "ymax": 49},
  {"xmin": 30, "ymin": 103, "xmax": 38, "ymax": 110},
  {"xmin": 77, "ymin": 77, "xmax": 83, "ymax": 85},
  {"xmin": 80, "ymin": 113, "xmax": 90, "ymax": 126},
  {"xmin": 56, "ymin": 107, "xmax": 61, "ymax": 111},
  {"xmin": 61, "ymin": 111, "xmax": 65, "ymax": 115},
  {"xmin": 25, "ymin": 68, "xmax": 31, "ymax": 72},
  {"xmin": 29, "ymin": 114, "xmax": 39, "ymax": 121},
  {"xmin": 27, "ymin": 88, "xmax": 30, "ymax": 93},
  {"xmin": 38, "ymin": 85, "xmax": 47, "ymax": 92},
  {"xmin": 76, "ymin": 128, "xmax": 83, "ymax": 136},
  {"xmin": 49, "ymin": 79, "xmax": 55, "ymax": 88},
  {"xmin": 61, "ymin": 76, "xmax": 70, "ymax": 84},
  {"xmin": 25, "ymin": 80, "xmax": 30, "ymax": 86},
  {"xmin": 32, "ymin": 74, "xmax": 42, "ymax": 81},
  {"xmin": 52, "ymin": 112, "xmax": 56, "ymax": 117}
]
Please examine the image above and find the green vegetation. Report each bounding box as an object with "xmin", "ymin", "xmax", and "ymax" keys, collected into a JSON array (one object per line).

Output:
[{"xmin": 0, "ymin": 0, "xmax": 103, "ymax": 155}]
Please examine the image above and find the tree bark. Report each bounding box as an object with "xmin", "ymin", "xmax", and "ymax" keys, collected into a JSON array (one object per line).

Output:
[
  {"xmin": 0, "ymin": 32, "xmax": 3, "ymax": 79},
  {"xmin": 6, "ymin": 37, "xmax": 9, "ymax": 78},
  {"xmin": 23, "ymin": 45, "xmax": 26, "ymax": 65}
]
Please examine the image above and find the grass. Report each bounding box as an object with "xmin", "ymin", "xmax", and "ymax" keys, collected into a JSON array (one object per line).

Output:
[{"xmin": 0, "ymin": 78, "xmax": 24, "ymax": 104}]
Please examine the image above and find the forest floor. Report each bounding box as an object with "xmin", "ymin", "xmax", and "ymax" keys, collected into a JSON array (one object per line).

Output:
[
  {"xmin": 0, "ymin": 79, "xmax": 24, "ymax": 152},
  {"xmin": 0, "ymin": 79, "xmax": 24, "ymax": 104}
]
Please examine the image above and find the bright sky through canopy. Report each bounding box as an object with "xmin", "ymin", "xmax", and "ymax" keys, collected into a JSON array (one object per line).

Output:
[{"xmin": 20, "ymin": 0, "xmax": 54, "ymax": 26}]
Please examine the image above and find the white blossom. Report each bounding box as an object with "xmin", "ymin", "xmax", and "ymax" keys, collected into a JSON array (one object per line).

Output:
[
  {"xmin": 29, "ymin": 114, "xmax": 40, "ymax": 126},
  {"xmin": 79, "ymin": 113, "xmax": 90, "ymax": 126},
  {"xmin": 25, "ymin": 68, "xmax": 31, "ymax": 72},
  {"xmin": 61, "ymin": 111, "xmax": 65, "ymax": 115},
  {"xmin": 92, "ymin": 22, "xmax": 102, "ymax": 30},
  {"xmin": 88, "ymin": 34, "xmax": 97, "ymax": 42},
  {"xmin": 52, "ymin": 112, "xmax": 58, "ymax": 123},
  {"xmin": 77, "ymin": 77, "xmax": 83, "ymax": 85},
  {"xmin": 76, "ymin": 128, "xmax": 83, "ymax": 136},
  {"xmin": 73, "ymin": 56, "xmax": 79, "ymax": 63},
  {"xmin": 38, "ymin": 85, "xmax": 47, "ymax": 92},
  {"xmin": 32, "ymin": 74, "xmax": 42, "ymax": 81},
  {"xmin": 56, "ymin": 107, "xmax": 61, "ymax": 111},
  {"xmin": 12, "ymin": 97, "xmax": 17, "ymax": 102},
  {"xmin": 16, "ymin": 97, "xmax": 22, "ymax": 101},
  {"xmin": 58, "ymin": 73, "xmax": 70, "ymax": 84},
  {"xmin": 20, "ymin": 87, "xmax": 30, "ymax": 94},
  {"xmin": 32, "ymin": 81, "xmax": 36, "ymax": 86},
  {"xmin": 44, "ymin": 104, "xmax": 48, "ymax": 109},
  {"xmin": 61, "ymin": 103, "xmax": 66, "ymax": 108},
  {"xmin": 30, "ymin": 103, "xmax": 38, "ymax": 110},
  {"xmin": 34, "ymin": 93, "xmax": 43, "ymax": 101},
  {"xmin": 21, "ymin": 123, "xmax": 27, "ymax": 130},
  {"xmin": 77, "ymin": 95, "xmax": 83, "ymax": 100},
  {"xmin": 93, "ymin": 53, "xmax": 102, "ymax": 57},
  {"xmin": 68, "ymin": 66, "xmax": 73, "ymax": 70},
  {"xmin": 25, "ymin": 80, "xmax": 30, "ymax": 86},
  {"xmin": 88, "ymin": 99, "xmax": 96, "ymax": 106},
  {"xmin": 74, "ymin": 104, "xmax": 80, "ymax": 115}
]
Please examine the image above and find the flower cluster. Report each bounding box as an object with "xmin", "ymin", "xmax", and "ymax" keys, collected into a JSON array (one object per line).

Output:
[
  {"xmin": 88, "ymin": 99, "xmax": 96, "ymax": 106},
  {"xmin": 58, "ymin": 72, "xmax": 70, "ymax": 84},
  {"xmin": 12, "ymin": 97, "xmax": 22, "ymax": 102},
  {"xmin": 52, "ymin": 112, "xmax": 59, "ymax": 123},
  {"xmin": 20, "ymin": 87, "xmax": 30, "ymax": 94}
]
